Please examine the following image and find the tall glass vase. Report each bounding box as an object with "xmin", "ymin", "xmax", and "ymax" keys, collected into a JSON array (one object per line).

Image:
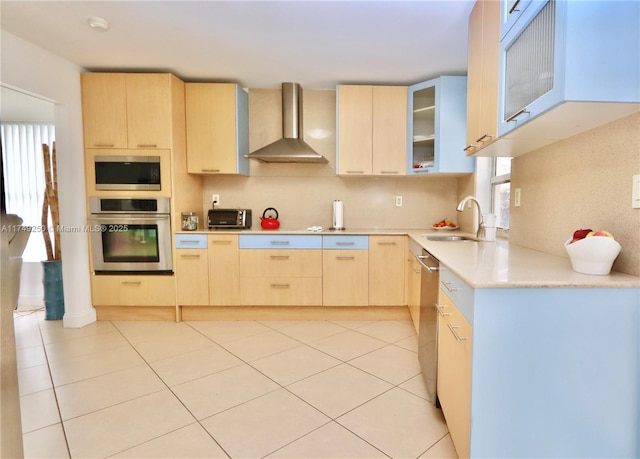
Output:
[{"xmin": 41, "ymin": 260, "xmax": 64, "ymax": 320}]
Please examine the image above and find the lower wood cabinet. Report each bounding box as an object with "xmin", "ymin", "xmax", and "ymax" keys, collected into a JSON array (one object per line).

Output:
[
  {"xmin": 323, "ymin": 249, "xmax": 369, "ymax": 306},
  {"xmin": 368, "ymin": 235, "xmax": 406, "ymax": 305},
  {"xmin": 208, "ymin": 234, "xmax": 240, "ymax": 305},
  {"xmin": 92, "ymin": 275, "xmax": 176, "ymax": 306},
  {"xmin": 239, "ymin": 235, "xmax": 322, "ymax": 306},
  {"xmin": 176, "ymin": 248, "xmax": 208, "ymax": 305},
  {"xmin": 406, "ymin": 248, "xmax": 422, "ymax": 333},
  {"xmin": 437, "ymin": 287, "xmax": 472, "ymax": 458}
]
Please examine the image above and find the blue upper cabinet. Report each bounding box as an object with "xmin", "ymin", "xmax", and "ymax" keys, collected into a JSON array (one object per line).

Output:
[
  {"xmin": 500, "ymin": 0, "xmax": 534, "ymax": 39},
  {"xmin": 407, "ymin": 76, "xmax": 475, "ymax": 175},
  {"xmin": 498, "ymin": 0, "xmax": 640, "ymax": 139}
]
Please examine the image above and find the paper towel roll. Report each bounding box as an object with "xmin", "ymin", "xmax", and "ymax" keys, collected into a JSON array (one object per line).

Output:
[{"xmin": 333, "ymin": 200, "xmax": 344, "ymax": 229}]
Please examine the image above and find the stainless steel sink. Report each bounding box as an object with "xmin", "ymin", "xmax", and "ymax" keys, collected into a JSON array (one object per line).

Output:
[{"xmin": 424, "ymin": 235, "xmax": 474, "ymax": 242}]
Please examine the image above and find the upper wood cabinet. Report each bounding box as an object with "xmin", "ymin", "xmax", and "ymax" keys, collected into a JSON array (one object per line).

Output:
[
  {"xmin": 465, "ymin": 0, "xmax": 500, "ymax": 155},
  {"xmin": 185, "ymin": 83, "xmax": 249, "ymax": 175},
  {"xmin": 408, "ymin": 76, "xmax": 474, "ymax": 175},
  {"xmin": 81, "ymin": 73, "xmax": 177, "ymax": 149},
  {"xmin": 337, "ymin": 85, "xmax": 407, "ymax": 176}
]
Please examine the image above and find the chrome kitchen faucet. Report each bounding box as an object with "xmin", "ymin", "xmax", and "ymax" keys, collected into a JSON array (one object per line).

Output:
[{"xmin": 456, "ymin": 195, "xmax": 485, "ymax": 241}]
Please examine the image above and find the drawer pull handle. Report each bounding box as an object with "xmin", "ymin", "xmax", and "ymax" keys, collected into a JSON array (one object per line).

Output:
[
  {"xmin": 463, "ymin": 144, "xmax": 477, "ymax": 152},
  {"xmin": 379, "ymin": 171, "xmax": 398, "ymax": 174},
  {"xmin": 505, "ymin": 108, "xmax": 529, "ymax": 123},
  {"xmin": 93, "ymin": 143, "xmax": 114, "ymax": 147},
  {"xmin": 210, "ymin": 240, "xmax": 232, "ymax": 245},
  {"xmin": 415, "ymin": 255, "xmax": 439, "ymax": 273},
  {"xmin": 336, "ymin": 256, "xmax": 355, "ymax": 260},
  {"xmin": 270, "ymin": 255, "xmax": 290, "ymax": 260},
  {"xmin": 137, "ymin": 144, "xmax": 158, "ymax": 148},
  {"xmin": 270, "ymin": 283, "xmax": 290, "ymax": 288},
  {"xmin": 475, "ymin": 134, "xmax": 492, "ymax": 143},
  {"xmin": 435, "ymin": 303, "xmax": 452, "ymax": 316},
  {"xmin": 442, "ymin": 280, "xmax": 459, "ymax": 292},
  {"xmin": 201, "ymin": 169, "xmax": 221, "ymax": 173},
  {"xmin": 447, "ymin": 324, "xmax": 469, "ymax": 342},
  {"xmin": 270, "ymin": 241, "xmax": 290, "ymax": 245},
  {"xmin": 346, "ymin": 170, "xmax": 364, "ymax": 174},
  {"xmin": 180, "ymin": 240, "xmax": 200, "ymax": 244},
  {"xmin": 378, "ymin": 242, "xmax": 397, "ymax": 246},
  {"xmin": 121, "ymin": 281, "xmax": 142, "ymax": 286},
  {"xmin": 336, "ymin": 242, "xmax": 355, "ymax": 246},
  {"xmin": 180, "ymin": 254, "xmax": 200, "ymax": 259}
]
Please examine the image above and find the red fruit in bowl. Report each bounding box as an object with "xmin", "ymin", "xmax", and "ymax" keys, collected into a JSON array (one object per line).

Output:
[{"xmin": 572, "ymin": 229, "xmax": 592, "ymax": 241}]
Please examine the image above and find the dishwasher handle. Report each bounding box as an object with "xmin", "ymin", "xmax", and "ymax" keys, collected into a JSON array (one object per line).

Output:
[{"xmin": 415, "ymin": 254, "xmax": 439, "ymax": 273}]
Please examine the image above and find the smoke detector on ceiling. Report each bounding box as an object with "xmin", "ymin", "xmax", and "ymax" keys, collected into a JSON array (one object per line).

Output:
[{"xmin": 88, "ymin": 17, "xmax": 109, "ymax": 32}]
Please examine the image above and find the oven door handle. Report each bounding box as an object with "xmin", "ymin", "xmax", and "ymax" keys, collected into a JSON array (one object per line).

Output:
[{"xmin": 89, "ymin": 216, "xmax": 170, "ymax": 222}]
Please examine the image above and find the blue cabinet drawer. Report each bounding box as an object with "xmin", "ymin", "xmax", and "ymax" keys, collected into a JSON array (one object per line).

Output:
[
  {"xmin": 175, "ymin": 234, "xmax": 207, "ymax": 249},
  {"xmin": 322, "ymin": 235, "xmax": 369, "ymax": 250},
  {"xmin": 439, "ymin": 265, "xmax": 474, "ymax": 324},
  {"xmin": 239, "ymin": 234, "xmax": 322, "ymax": 249}
]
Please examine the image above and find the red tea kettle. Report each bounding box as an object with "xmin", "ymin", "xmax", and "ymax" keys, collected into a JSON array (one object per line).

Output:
[{"xmin": 260, "ymin": 207, "xmax": 280, "ymax": 230}]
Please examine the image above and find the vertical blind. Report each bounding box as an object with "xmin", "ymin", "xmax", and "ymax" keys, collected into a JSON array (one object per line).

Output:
[{"xmin": 1, "ymin": 123, "xmax": 56, "ymax": 261}]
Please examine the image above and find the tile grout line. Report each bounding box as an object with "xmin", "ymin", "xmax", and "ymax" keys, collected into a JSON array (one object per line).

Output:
[
  {"xmin": 110, "ymin": 320, "xmax": 234, "ymax": 459},
  {"xmin": 33, "ymin": 312, "xmax": 73, "ymax": 459}
]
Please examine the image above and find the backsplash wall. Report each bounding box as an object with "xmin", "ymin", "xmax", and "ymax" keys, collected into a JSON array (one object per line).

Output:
[
  {"xmin": 200, "ymin": 88, "xmax": 462, "ymax": 229},
  {"xmin": 510, "ymin": 112, "xmax": 640, "ymax": 276}
]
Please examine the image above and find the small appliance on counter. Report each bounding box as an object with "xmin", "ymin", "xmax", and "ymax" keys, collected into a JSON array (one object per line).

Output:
[
  {"xmin": 207, "ymin": 208, "xmax": 252, "ymax": 229},
  {"xmin": 181, "ymin": 212, "xmax": 199, "ymax": 231},
  {"xmin": 260, "ymin": 207, "xmax": 280, "ymax": 230}
]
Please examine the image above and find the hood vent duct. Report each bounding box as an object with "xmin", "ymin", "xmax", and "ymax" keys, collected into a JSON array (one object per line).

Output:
[{"xmin": 247, "ymin": 82, "xmax": 328, "ymax": 163}]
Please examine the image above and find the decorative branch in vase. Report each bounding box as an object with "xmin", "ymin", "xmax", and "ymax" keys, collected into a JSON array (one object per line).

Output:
[{"xmin": 41, "ymin": 142, "xmax": 64, "ymax": 320}]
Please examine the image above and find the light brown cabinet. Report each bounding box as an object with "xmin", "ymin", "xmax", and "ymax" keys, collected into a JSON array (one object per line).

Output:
[
  {"xmin": 368, "ymin": 236, "xmax": 406, "ymax": 306},
  {"xmin": 81, "ymin": 73, "xmax": 177, "ymax": 150},
  {"xmin": 176, "ymin": 249, "xmax": 209, "ymax": 306},
  {"xmin": 437, "ymin": 289, "xmax": 472, "ymax": 458},
  {"xmin": 464, "ymin": 0, "xmax": 500, "ymax": 155},
  {"xmin": 323, "ymin": 250, "xmax": 369, "ymax": 306},
  {"xmin": 185, "ymin": 83, "xmax": 249, "ymax": 175},
  {"xmin": 337, "ymin": 85, "xmax": 407, "ymax": 176},
  {"xmin": 91, "ymin": 275, "xmax": 176, "ymax": 307},
  {"xmin": 239, "ymin": 249, "xmax": 322, "ymax": 306},
  {"xmin": 406, "ymin": 249, "xmax": 422, "ymax": 333},
  {"xmin": 208, "ymin": 235, "xmax": 241, "ymax": 305}
]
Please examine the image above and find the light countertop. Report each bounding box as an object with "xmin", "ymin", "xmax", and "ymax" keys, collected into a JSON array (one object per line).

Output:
[{"xmin": 176, "ymin": 228, "xmax": 640, "ymax": 288}]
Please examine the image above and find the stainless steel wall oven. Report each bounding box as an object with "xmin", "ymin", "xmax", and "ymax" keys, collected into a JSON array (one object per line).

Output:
[{"xmin": 89, "ymin": 197, "xmax": 172, "ymax": 274}]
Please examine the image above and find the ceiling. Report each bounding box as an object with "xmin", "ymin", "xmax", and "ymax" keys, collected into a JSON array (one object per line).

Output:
[{"xmin": 0, "ymin": 0, "xmax": 475, "ymax": 89}]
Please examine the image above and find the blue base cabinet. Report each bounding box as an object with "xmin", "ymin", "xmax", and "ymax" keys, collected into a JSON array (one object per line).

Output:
[
  {"xmin": 498, "ymin": 0, "xmax": 639, "ymax": 139},
  {"xmin": 440, "ymin": 266, "xmax": 640, "ymax": 457},
  {"xmin": 407, "ymin": 76, "xmax": 475, "ymax": 175}
]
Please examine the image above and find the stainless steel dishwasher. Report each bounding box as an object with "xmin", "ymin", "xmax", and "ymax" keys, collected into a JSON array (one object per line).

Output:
[{"xmin": 415, "ymin": 248, "xmax": 440, "ymax": 406}]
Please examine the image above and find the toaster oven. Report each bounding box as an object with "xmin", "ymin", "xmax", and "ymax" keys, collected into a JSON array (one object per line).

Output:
[{"xmin": 208, "ymin": 209, "xmax": 252, "ymax": 229}]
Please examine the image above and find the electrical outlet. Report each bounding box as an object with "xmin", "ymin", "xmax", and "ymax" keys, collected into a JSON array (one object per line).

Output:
[
  {"xmin": 514, "ymin": 188, "xmax": 521, "ymax": 207},
  {"xmin": 395, "ymin": 196, "xmax": 403, "ymax": 207},
  {"xmin": 212, "ymin": 194, "xmax": 220, "ymax": 206},
  {"xmin": 632, "ymin": 174, "xmax": 640, "ymax": 209}
]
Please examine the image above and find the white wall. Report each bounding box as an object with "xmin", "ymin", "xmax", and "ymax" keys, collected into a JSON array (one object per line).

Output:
[{"xmin": 1, "ymin": 30, "xmax": 95, "ymax": 327}]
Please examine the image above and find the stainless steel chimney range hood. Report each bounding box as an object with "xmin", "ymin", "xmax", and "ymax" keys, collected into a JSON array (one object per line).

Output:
[{"xmin": 247, "ymin": 82, "xmax": 328, "ymax": 163}]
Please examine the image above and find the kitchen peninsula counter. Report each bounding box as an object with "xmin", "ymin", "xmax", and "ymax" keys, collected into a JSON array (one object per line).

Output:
[{"xmin": 177, "ymin": 228, "xmax": 640, "ymax": 288}]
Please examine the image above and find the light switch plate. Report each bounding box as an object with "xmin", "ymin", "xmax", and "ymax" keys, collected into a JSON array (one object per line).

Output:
[
  {"xmin": 632, "ymin": 175, "xmax": 640, "ymax": 209},
  {"xmin": 514, "ymin": 188, "xmax": 521, "ymax": 207}
]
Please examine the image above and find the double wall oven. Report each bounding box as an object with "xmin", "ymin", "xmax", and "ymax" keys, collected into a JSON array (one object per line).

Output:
[{"xmin": 89, "ymin": 197, "xmax": 172, "ymax": 274}]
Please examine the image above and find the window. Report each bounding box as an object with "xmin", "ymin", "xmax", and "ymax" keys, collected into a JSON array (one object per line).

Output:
[
  {"xmin": 1, "ymin": 122, "xmax": 55, "ymax": 261},
  {"xmin": 491, "ymin": 157, "xmax": 512, "ymax": 230}
]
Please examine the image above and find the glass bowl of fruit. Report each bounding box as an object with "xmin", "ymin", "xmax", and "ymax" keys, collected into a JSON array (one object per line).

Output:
[
  {"xmin": 564, "ymin": 229, "xmax": 621, "ymax": 275},
  {"xmin": 432, "ymin": 219, "xmax": 458, "ymax": 230}
]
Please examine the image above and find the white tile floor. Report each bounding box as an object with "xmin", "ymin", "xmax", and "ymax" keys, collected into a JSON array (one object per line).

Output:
[{"xmin": 14, "ymin": 309, "xmax": 458, "ymax": 459}]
